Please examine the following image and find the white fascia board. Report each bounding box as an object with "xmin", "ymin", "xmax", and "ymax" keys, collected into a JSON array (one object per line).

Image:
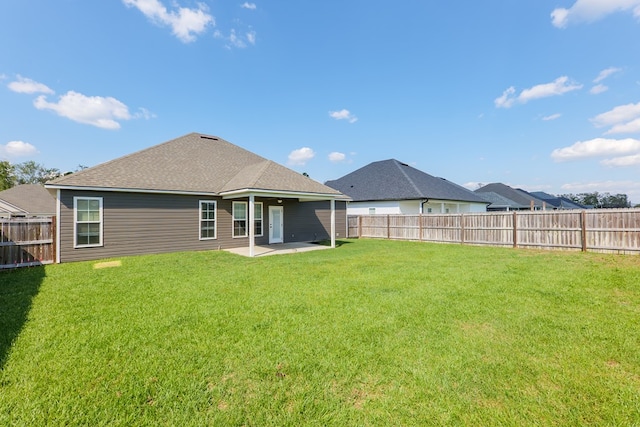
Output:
[{"xmin": 221, "ymin": 188, "xmax": 348, "ymax": 201}]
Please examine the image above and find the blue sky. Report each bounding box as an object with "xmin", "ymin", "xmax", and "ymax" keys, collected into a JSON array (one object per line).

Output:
[{"xmin": 2, "ymin": 0, "xmax": 640, "ymax": 202}]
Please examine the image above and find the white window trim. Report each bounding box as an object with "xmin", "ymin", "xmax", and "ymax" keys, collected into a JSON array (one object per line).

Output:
[
  {"xmin": 73, "ymin": 196, "xmax": 103, "ymax": 248},
  {"xmin": 199, "ymin": 200, "xmax": 217, "ymax": 240},
  {"xmin": 232, "ymin": 201, "xmax": 248, "ymax": 238},
  {"xmin": 232, "ymin": 201, "xmax": 264, "ymax": 238},
  {"xmin": 254, "ymin": 202, "xmax": 263, "ymax": 237}
]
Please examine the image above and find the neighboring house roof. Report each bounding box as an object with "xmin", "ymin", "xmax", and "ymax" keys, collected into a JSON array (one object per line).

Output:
[
  {"xmin": 529, "ymin": 191, "xmax": 586, "ymax": 209},
  {"xmin": 475, "ymin": 183, "xmax": 546, "ymax": 208},
  {"xmin": 0, "ymin": 184, "xmax": 56, "ymax": 216},
  {"xmin": 476, "ymin": 191, "xmax": 529, "ymax": 210},
  {"xmin": 46, "ymin": 133, "xmax": 345, "ymax": 199},
  {"xmin": 325, "ymin": 159, "xmax": 488, "ymax": 204}
]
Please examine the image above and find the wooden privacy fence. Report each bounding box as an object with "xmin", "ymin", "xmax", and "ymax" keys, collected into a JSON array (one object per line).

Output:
[
  {"xmin": 0, "ymin": 217, "xmax": 55, "ymax": 269},
  {"xmin": 348, "ymin": 209, "xmax": 640, "ymax": 254}
]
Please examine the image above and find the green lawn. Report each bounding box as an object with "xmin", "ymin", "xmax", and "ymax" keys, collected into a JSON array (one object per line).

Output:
[{"xmin": 1, "ymin": 239, "xmax": 639, "ymax": 426}]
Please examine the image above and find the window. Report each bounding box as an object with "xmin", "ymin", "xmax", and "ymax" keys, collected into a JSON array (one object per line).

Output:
[
  {"xmin": 254, "ymin": 202, "xmax": 263, "ymax": 237},
  {"xmin": 199, "ymin": 201, "xmax": 217, "ymax": 240},
  {"xmin": 369, "ymin": 208, "xmax": 376, "ymax": 215},
  {"xmin": 233, "ymin": 202, "xmax": 247, "ymax": 237},
  {"xmin": 233, "ymin": 201, "xmax": 263, "ymax": 237},
  {"xmin": 74, "ymin": 197, "xmax": 103, "ymax": 247}
]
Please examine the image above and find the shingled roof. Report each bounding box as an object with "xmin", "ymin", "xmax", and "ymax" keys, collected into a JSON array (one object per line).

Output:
[
  {"xmin": 0, "ymin": 184, "xmax": 56, "ymax": 216},
  {"xmin": 47, "ymin": 133, "xmax": 344, "ymax": 198},
  {"xmin": 325, "ymin": 159, "xmax": 488, "ymax": 203},
  {"xmin": 475, "ymin": 183, "xmax": 546, "ymax": 208}
]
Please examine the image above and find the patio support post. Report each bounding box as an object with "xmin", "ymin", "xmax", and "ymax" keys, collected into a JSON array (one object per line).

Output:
[
  {"xmin": 249, "ymin": 194, "xmax": 255, "ymax": 257},
  {"xmin": 330, "ymin": 198, "xmax": 336, "ymax": 248}
]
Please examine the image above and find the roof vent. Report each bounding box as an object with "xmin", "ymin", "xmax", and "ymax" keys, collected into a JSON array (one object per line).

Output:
[{"xmin": 200, "ymin": 135, "xmax": 219, "ymax": 141}]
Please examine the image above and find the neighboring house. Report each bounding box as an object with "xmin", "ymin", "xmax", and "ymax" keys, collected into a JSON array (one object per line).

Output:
[
  {"xmin": 475, "ymin": 183, "xmax": 549, "ymax": 210},
  {"xmin": 475, "ymin": 191, "xmax": 529, "ymax": 211},
  {"xmin": 0, "ymin": 184, "xmax": 56, "ymax": 217},
  {"xmin": 45, "ymin": 133, "xmax": 349, "ymax": 263},
  {"xmin": 325, "ymin": 159, "xmax": 489, "ymax": 215},
  {"xmin": 529, "ymin": 191, "xmax": 587, "ymax": 210}
]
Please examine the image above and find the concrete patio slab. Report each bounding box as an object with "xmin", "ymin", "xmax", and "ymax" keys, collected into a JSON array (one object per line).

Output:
[{"xmin": 224, "ymin": 242, "xmax": 331, "ymax": 257}]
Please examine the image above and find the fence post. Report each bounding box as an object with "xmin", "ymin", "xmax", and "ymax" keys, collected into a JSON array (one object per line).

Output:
[
  {"xmin": 512, "ymin": 211, "xmax": 518, "ymax": 248},
  {"xmin": 581, "ymin": 210, "xmax": 587, "ymax": 252},
  {"xmin": 419, "ymin": 213, "xmax": 422, "ymax": 241},
  {"xmin": 358, "ymin": 215, "xmax": 362, "ymax": 238},
  {"xmin": 387, "ymin": 215, "xmax": 390, "ymax": 239},
  {"xmin": 460, "ymin": 213, "xmax": 465, "ymax": 244}
]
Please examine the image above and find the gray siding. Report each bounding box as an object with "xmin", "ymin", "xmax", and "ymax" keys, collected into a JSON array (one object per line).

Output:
[
  {"xmin": 282, "ymin": 200, "xmax": 347, "ymax": 242},
  {"xmin": 58, "ymin": 190, "xmax": 346, "ymax": 263}
]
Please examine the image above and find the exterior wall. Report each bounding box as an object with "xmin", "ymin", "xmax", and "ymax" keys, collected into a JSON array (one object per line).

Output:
[
  {"xmin": 58, "ymin": 190, "xmax": 347, "ymax": 263},
  {"xmin": 347, "ymin": 199, "xmax": 487, "ymax": 215},
  {"xmin": 346, "ymin": 200, "xmax": 404, "ymax": 215},
  {"xmin": 282, "ymin": 200, "xmax": 347, "ymax": 242},
  {"xmin": 422, "ymin": 199, "xmax": 487, "ymax": 214}
]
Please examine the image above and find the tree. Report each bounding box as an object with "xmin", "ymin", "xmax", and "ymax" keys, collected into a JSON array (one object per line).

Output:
[
  {"xmin": 560, "ymin": 191, "xmax": 631, "ymax": 208},
  {"xmin": 0, "ymin": 160, "xmax": 15, "ymax": 190},
  {"xmin": 14, "ymin": 161, "xmax": 61, "ymax": 185}
]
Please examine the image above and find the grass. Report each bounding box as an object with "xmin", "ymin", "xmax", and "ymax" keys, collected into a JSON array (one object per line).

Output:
[{"xmin": 1, "ymin": 239, "xmax": 639, "ymax": 426}]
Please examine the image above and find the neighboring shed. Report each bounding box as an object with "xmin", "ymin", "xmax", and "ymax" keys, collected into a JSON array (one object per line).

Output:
[
  {"xmin": 45, "ymin": 133, "xmax": 349, "ymax": 262},
  {"xmin": 325, "ymin": 159, "xmax": 489, "ymax": 215},
  {"xmin": 0, "ymin": 184, "xmax": 56, "ymax": 217}
]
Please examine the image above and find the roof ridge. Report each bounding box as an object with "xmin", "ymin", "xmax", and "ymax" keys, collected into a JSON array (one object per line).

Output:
[{"xmin": 392, "ymin": 159, "xmax": 424, "ymax": 197}]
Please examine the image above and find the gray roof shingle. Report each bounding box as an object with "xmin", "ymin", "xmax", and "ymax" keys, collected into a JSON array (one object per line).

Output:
[
  {"xmin": 475, "ymin": 183, "xmax": 546, "ymax": 208},
  {"xmin": 47, "ymin": 133, "xmax": 344, "ymax": 197},
  {"xmin": 0, "ymin": 184, "xmax": 56, "ymax": 215},
  {"xmin": 325, "ymin": 159, "xmax": 488, "ymax": 203}
]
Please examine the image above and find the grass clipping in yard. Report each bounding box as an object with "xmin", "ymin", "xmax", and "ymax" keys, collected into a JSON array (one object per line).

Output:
[{"xmin": 1, "ymin": 239, "xmax": 639, "ymax": 425}]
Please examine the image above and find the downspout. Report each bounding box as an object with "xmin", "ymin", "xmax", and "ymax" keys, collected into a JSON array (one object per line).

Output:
[{"xmin": 419, "ymin": 199, "xmax": 429, "ymax": 214}]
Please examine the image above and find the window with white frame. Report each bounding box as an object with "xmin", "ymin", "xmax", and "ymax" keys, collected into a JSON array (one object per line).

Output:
[
  {"xmin": 74, "ymin": 197, "xmax": 103, "ymax": 247},
  {"xmin": 233, "ymin": 201, "xmax": 247, "ymax": 237},
  {"xmin": 254, "ymin": 202, "xmax": 263, "ymax": 237},
  {"xmin": 233, "ymin": 201, "xmax": 263, "ymax": 238},
  {"xmin": 199, "ymin": 201, "xmax": 217, "ymax": 240}
]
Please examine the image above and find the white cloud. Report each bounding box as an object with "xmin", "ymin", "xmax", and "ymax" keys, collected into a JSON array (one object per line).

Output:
[
  {"xmin": 134, "ymin": 107, "xmax": 157, "ymax": 120},
  {"xmin": 8, "ymin": 75, "xmax": 54, "ymax": 94},
  {"xmin": 591, "ymin": 102, "xmax": 640, "ymax": 134},
  {"xmin": 594, "ymin": 67, "xmax": 622, "ymax": 83},
  {"xmin": 551, "ymin": 0, "xmax": 640, "ymax": 28},
  {"xmin": 590, "ymin": 84, "xmax": 608, "ymax": 94},
  {"xmin": 494, "ymin": 87, "xmax": 516, "ymax": 108},
  {"xmin": 122, "ymin": 0, "xmax": 214, "ymax": 43},
  {"xmin": 328, "ymin": 152, "xmax": 346, "ymax": 163},
  {"xmin": 214, "ymin": 28, "xmax": 256, "ymax": 48},
  {"xmin": 0, "ymin": 141, "xmax": 39, "ymax": 158},
  {"xmin": 287, "ymin": 147, "xmax": 315, "ymax": 166},
  {"xmin": 542, "ymin": 113, "xmax": 562, "ymax": 121},
  {"xmin": 241, "ymin": 2, "xmax": 256, "ymax": 10},
  {"xmin": 34, "ymin": 91, "xmax": 133, "ymax": 130},
  {"xmin": 601, "ymin": 153, "xmax": 640, "ymax": 166},
  {"xmin": 246, "ymin": 31, "xmax": 256, "ymax": 45},
  {"xmin": 329, "ymin": 109, "xmax": 358, "ymax": 123},
  {"xmin": 495, "ymin": 77, "xmax": 582, "ymax": 108},
  {"xmin": 551, "ymin": 137, "xmax": 640, "ymax": 161},
  {"xmin": 519, "ymin": 76, "xmax": 583, "ymax": 103}
]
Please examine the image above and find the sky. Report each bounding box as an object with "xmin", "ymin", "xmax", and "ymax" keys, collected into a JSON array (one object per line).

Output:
[{"xmin": 2, "ymin": 0, "xmax": 640, "ymax": 203}]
